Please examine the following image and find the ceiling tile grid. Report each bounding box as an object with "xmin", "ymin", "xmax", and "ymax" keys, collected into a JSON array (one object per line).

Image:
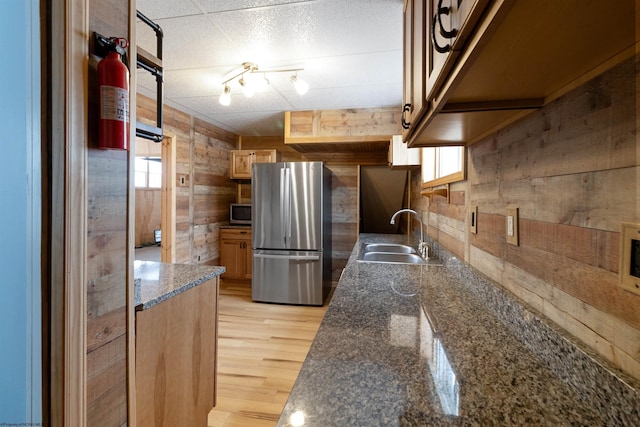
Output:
[{"xmin": 136, "ymin": 0, "xmax": 404, "ymax": 136}]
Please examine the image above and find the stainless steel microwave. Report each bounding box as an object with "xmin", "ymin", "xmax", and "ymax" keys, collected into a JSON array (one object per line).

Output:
[{"xmin": 229, "ymin": 203, "xmax": 251, "ymax": 225}]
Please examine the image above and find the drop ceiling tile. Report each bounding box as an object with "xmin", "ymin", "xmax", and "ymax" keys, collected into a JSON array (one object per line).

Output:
[
  {"xmin": 194, "ymin": 0, "xmax": 309, "ymax": 14},
  {"xmin": 137, "ymin": 0, "xmax": 201, "ymax": 20},
  {"xmin": 280, "ymin": 83, "xmax": 403, "ymax": 111},
  {"xmin": 204, "ymin": 110, "xmax": 287, "ymax": 136}
]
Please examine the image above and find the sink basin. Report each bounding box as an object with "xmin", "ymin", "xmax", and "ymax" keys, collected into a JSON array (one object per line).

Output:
[
  {"xmin": 360, "ymin": 252, "xmax": 427, "ymax": 264},
  {"xmin": 357, "ymin": 243, "xmax": 427, "ymax": 264},
  {"xmin": 361, "ymin": 243, "xmax": 417, "ymax": 254}
]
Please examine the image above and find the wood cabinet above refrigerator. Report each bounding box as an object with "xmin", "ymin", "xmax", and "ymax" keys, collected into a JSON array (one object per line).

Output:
[
  {"xmin": 404, "ymin": 0, "xmax": 637, "ymax": 147},
  {"xmin": 229, "ymin": 149, "xmax": 278, "ymax": 179}
]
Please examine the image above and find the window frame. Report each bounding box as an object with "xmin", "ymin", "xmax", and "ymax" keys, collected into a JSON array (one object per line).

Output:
[{"xmin": 420, "ymin": 146, "xmax": 466, "ymax": 189}]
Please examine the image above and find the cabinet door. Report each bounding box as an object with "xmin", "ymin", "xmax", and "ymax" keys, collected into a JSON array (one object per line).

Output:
[
  {"xmin": 244, "ymin": 241, "xmax": 253, "ymax": 279},
  {"xmin": 402, "ymin": 0, "xmax": 427, "ymax": 139},
  {"xmin": 220, "ymin": 239, "xmax": 246, "ymax": 279},
  {"xmin": 402, "ymin": 0, "xmax": 413, "ymax": 139},
  {"xmin": 426, "ymin": 0, "xmax": 455, "ymax": 100},
  {"xmin": 411, "ymin": 0, "xmax": 427, "ymax": 124},
  {"xmin": 253, "ymin": 150, "xmax": 275, "ymax": 164},
  {"xmin": 230, "ymin": 151, "xmax": 253, "ymax": 179}
]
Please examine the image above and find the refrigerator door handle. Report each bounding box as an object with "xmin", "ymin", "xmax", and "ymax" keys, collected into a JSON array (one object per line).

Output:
[
  {"xmin": 254, "ymin": 253, "xmax": 321, "ymax": 261},
  {"xmin": 279, "ymin": 167, "xmax": 287, "ymax": 245},
  {"xmin": 282, "ymin": 167, "xmax": 291, "ymax": 246}
]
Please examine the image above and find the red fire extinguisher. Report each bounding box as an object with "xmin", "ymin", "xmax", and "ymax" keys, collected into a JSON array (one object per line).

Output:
[{"xmin": 98, "ymin": 38, "xmax": 130, "ymax": 150}]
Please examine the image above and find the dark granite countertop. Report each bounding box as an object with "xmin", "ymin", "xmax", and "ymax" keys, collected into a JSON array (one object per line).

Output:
[
  {"xmin": 134, "ymin": 260, "xmax": 225, "ymax": 311},
  {"xmin": 277, "ymin": 234, "xmax": 613, "ymax": 426}
]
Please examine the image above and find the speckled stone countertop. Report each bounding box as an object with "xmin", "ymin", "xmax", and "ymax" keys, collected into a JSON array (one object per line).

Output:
[
  {"xmin": 277, "ymin": 234, "xmax": 639, "ymax": 426},
  {"xmin": 134, "ymin": 260, "xmax": 225, "ymax": 311}
]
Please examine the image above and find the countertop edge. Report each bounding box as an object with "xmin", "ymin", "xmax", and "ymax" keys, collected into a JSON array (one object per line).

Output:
[{"xmin": 134, "ymin": 261, "xmax": 225, "ymax": 311}]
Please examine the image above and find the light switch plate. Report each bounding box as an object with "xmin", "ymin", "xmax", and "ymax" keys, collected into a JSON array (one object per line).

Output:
[
  {"xmin": 470, "ymin": 205, "xmax": 478, "ymax": 234},
  {"xmin": 619, "ymin": 223, "xmax": 640, "ymax": 296},
  {"xmin": 506, "ymin": 207, "xmax": 519, "ymax": 246}
]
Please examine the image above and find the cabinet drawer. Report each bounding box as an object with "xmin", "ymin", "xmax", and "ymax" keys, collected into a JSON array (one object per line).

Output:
[{"xmin": 220, "ymin": 228, "xmax": 251, "ymax": 240}]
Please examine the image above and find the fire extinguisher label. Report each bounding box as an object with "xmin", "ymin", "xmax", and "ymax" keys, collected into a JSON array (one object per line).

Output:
[{"xmin": 100, "ymin": 85, "xmax": 129, "ymax": 122}]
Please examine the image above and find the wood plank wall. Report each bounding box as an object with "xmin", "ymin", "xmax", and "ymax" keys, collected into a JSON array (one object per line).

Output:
[
  {"xmin": 86, "ymin": 0, "xmax": 129, "ymax": 423},
  {"xmin": 137, "ymin": 94, "xmax": 237, "ymax": 265},
  {"xmin": 411, "ymin": 55, "xmax": 640, "ymax": 381},
  {"xmin": 135, "ymin": 190, "xmax": 161, "ymax": 246}
]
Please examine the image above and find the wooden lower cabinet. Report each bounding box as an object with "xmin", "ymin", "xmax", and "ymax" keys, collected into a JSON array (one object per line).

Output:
[
  {"xmin": 220, "ymin": 228, "xmax": 252, "ymax": 280},
  {"xmin": 135, "ymin": 278, "xmax": 219, "ymax": 427}
]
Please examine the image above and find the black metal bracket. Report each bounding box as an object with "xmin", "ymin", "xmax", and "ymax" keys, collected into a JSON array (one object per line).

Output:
[
  {"xmin": 136, "ymin": 10, "xmax": 164, "ymax": 143},
  {"xmin": 93, "ymin": 32, "xmax": 129, "ymax": 68}
]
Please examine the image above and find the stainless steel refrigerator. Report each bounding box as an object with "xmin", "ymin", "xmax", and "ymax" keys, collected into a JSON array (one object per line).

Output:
[{"xmin": 251, "ymin": 161, "xmax": 331, "ymax": 305}]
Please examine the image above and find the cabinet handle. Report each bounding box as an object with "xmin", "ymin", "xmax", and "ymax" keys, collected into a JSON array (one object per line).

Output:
[
  {"xmin": 432, "ymin": 0, "xmax": 457, "ymax": 54},
  {"xmin": 401, "ymin": 103, "xmax": 412, "ymax": 129}
]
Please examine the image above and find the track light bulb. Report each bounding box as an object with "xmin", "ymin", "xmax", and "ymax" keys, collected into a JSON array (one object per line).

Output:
[
  {"xmin": 291, "ymin": 75, "xmax": 309, "ymax": 95},
  {"xmin": 239, "ymin": 77, "xmax": 255, "ymax": 98},
  {"xmin": 252, "ymin": 73, "xmax": 269, "ymax": 92},
  {"xmin": 219, "ymin": 85, "xmax": 231, "ymax": 106}
]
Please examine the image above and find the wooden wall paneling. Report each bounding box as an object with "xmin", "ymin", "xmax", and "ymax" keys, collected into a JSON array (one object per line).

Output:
[
  {"xmin": 86, "ymin": 334, "xmax": 128, "ymax": 426},
  {"xmin": 86, "ymin": 0, "xmax": 131, "ymax": 422},
  {"xmin": 138, "ymin": 94, "xmax": 239, "ymax": 265},
  {"xmin": 135, "ymin": 189, "xmax": 162, "ymax": 246},
  {"xmin": 161, "ymin": 134, "xmax": 177, "ymax": 263},
  {"xmin": 327, "ymin": 164, "xmax": 359, "ymax": 280}
]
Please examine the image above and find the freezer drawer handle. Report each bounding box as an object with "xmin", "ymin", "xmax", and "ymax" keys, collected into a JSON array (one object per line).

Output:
[{"xmin": 254, "ymin": 253, "xmax": 320, "ymax": 261}]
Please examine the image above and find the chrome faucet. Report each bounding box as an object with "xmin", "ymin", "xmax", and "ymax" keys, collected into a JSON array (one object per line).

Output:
[{"xmin": 390, "ymin": 208, "xmax": 428, "ymax": 259}]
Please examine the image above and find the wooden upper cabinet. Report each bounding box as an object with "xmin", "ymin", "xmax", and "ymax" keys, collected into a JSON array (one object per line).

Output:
[
  {"xmin": 230, "ymin": 149, "xmax": 277, "ymax": 179},
  {"xmin": 402, "ymin": 0, "xmax": 427, "ymax": 139},
  {"xmin": 406, "ymin": 0, "xmax": 636, "ymax": 147},
  {"xmin": 388, "ymin": 135, "xmax": 421, "ymax": 169}
]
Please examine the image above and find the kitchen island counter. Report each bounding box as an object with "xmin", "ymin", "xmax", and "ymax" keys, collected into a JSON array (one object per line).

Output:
[
  {"xmin": 277, "ymin": 234, "xmax": 640, "ymax": 426},
  {"xmin": 134, "ymin": 260, "xmax": 224, "ymax": 310},
  {"xmin": 134, "ymin": 260, "xmax": 224, "ymax": 426}
]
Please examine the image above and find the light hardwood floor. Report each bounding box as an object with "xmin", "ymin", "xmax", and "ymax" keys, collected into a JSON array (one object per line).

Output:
[{"xmin": 208, "ymin": 281, "xmax": 329, "ymax": 427}]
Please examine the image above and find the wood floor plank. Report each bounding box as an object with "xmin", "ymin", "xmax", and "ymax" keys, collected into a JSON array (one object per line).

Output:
[{"xmin": 208, "ymin": 282, "xmax": 329, "ymax": 427}]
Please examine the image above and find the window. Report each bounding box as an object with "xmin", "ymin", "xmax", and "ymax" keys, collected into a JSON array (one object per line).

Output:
[
  {"xmin": 421, "ymin": 146, "xmax": 465, "ymax": 187},
  {"xmin": 135, "ymin": 157, "xmax": 162, "ymax": 188}
]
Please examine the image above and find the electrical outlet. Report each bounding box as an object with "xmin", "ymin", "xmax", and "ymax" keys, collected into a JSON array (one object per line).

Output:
[
  {"xmin": 470, "ymin": 205, "xmax": 478, "ymax": 234},
  {"xmin": 506, "ymin": 207, "xmax": 518, "ymax": 246},
  {"xmin": 619, "ymin": 223, "xmax": 640, "ymax": 296}
]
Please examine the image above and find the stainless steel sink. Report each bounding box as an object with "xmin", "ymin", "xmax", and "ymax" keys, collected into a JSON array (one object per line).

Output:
[
  {"xmin": 357, "ymin": 243, "xmax": 427, "ymax": 264},
  {"xmin": 360, "ymin": 252, "xmax": 426, "ymax": 264},
  {"xmin": 361, "ymin": 243, "xmax": 417, "ymax": 254}
]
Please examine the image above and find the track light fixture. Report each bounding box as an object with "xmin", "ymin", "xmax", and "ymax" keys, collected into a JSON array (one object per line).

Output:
[
  {"xmin": 218, "ymin": 62, "xmax": 308, "ymax": 106},
  {"xmin": 290, "ymin": 73, "xmax": 309, "ymax": 95},
  {"xmin": 219, "ymin": 84, "xmax": 231, "ymax": 106}
]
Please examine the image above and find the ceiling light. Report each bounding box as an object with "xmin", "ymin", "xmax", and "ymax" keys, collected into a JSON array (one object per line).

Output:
[
  {"xmin": 219, "ymin": 84, "xmax": 231, "ymax": 106},
  {"xmin": 218, "ymin": 62, "xmax": 308, "ymax": 106},
  {"xmin": 291, "ymin": 74, "xmax": 309, "ymax": 95},
  {"xmin": 253, "ymin": 73, "xmax": 269, "ymax": 93},
  {"xmin": 239, "ymin": 77, "xmax": 255, "ymax": 98}
]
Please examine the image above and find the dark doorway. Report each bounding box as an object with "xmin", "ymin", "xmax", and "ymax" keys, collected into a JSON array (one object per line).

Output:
[{"xmin": 360, "ymin": 166, "xmax": 408, "ymax": 233}]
